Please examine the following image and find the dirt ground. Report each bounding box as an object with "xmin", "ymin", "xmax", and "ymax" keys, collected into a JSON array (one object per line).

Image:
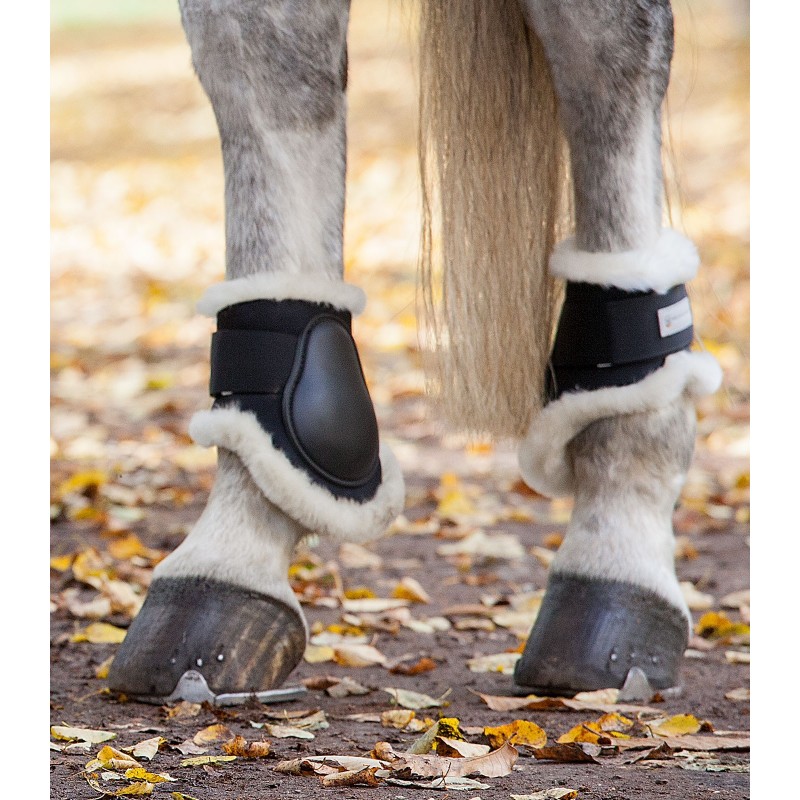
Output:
[{"xmin": 50, "ymin": 1, "xmax": 750, "ymax": 798}]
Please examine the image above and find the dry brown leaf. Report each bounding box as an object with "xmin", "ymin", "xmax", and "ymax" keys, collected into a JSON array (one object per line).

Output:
[
  {"xmin": 321, "ymin": 767, "xmax": 381, "ymax": 787},
  {"xmin": 389, "ymin": 656, "xmax": 437, "ymax": 676},
  {"xmin": 434, "ymin": 738, "xmax": 491, "ymax": 758},
  {"xmin": 325, "ymin": 677, "xmax": 371, "ymax": 698},
  {"xmin": 511, "ymin": 791, "xmax": 578, "ymax": 800},
  {"xmin": 471, "ymin": 689, "xmax": 655, "ymax": 716},
  {"xmin": 532, "ymin": 742, "xmax": 600, "ymax": 764},
  {"xmin": 386, "ymin": 740, "xmax": 518, "ymax": 779},
  {"xmin": 221, "ymin": 735, "xmax": 271, "ymax": 758},
  {"xmin": 383, "ymin": 687, "xmax": 450, "ymax": 710},
  {"xmin": 84, "ymin": 776, "xmax": 153, "ymax": 797}
]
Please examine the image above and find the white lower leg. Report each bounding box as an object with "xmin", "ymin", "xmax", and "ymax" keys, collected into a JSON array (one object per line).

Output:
[
  {"xmin": 550, "ymin": 399, "xmax": 696, "ymax": 617},
  {"xmin": 154, "ymin": 450, "xmax": 307, "ymax": 625}
]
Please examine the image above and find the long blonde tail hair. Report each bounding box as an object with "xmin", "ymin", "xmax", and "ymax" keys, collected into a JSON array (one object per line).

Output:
[{"xmin": 417, "ymin": 0, "xmax": 573, "ymax": 438}]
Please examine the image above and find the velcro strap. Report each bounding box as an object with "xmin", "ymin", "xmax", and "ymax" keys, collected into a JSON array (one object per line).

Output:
[
  {"xmin": 551, "ymin": 283, "xmax": 694, "ymax": 369},
  {"xmin": 209, "ymin": 329, "xmax": 298, "ymax": 396}
]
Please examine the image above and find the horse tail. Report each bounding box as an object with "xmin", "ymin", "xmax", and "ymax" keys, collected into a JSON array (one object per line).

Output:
[{"xmin": 416, "ymin": 0, "xmax": 573, "ymax": 438}]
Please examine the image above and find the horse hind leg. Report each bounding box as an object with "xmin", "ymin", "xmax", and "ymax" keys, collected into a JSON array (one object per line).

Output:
[
  {"xmin": 108, "ymin": 0, "xmax": 404, "ymax": 702},
  {"xmin": 514, "ymin": 0, "xmax": 721, "ymax": 694}
]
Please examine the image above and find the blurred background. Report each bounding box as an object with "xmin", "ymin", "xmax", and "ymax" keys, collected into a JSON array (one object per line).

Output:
[{"xmin": 50, "ymin": 0, "xmax": 749, "ymax": 543}]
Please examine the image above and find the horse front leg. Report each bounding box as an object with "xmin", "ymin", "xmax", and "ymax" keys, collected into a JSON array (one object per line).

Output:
[
  {"xmin": 108, "ymin": 0, "xmax": 404, "ymax": 702},
  {"xmin": 514, "ymin": 0, "xmax": 721, "ymax": 694}
]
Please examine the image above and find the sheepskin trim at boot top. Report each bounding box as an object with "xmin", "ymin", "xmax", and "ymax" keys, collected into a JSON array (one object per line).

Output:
[
  {"xmin": 519, "ymin": 350, "xmax": 723, "ymax": 498},
  {"xmin": 197, "ymin": 273, "xmax": 367, "ymax": 317},
  {"xmin": 189, "ymin": 407, "xmax": 405, "ymax": 543},
  {"xmin": 550, "ymin": 229, "xmax": 700, "ymax": 294}
]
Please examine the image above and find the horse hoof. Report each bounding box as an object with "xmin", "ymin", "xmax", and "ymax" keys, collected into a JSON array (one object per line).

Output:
[
  {"xmin": 513, "ymin": 574, "xmax": 688, "ymax": 696},
  {"xmin": 107, "ymin": 576, "xmax": 306, "ymax": 703}
]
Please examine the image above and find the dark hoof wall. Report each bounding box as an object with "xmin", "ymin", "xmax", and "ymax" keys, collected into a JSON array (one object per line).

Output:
[
  {"xmin": 107, "ymin": 577, "xmax": 306, "ymax": 701},
  {"xmin": 513, "ymin": 574, "xmax": 688, "ymax": 696}
]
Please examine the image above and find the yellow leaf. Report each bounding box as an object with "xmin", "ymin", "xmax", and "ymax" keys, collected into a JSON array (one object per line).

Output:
[
  {"xmin": 124, "ymin": 768, "xmax": 175, "ymax": 783},
  {"xmin": 85, "ymin": 745, "xmax": 140, "ymax": 772},
  {"xmin": 221, "ymin": 736, "xmax": 271, "ymax": 758},
  {"xmin": 50, "ymin": 554, "xmax": 74, "ymax": 572},
  {"xmin": 695, "ymin": 611, "xmax": 750, "ymax": 640},
  {"xmin": 50, "ymin": 725, "xmax": 116, "ymax": 744},
  {"xmin": 71, "ymin": 622, "xmax": 127, "ymax": 644},
  {"xmin": 344, "ymin": 587, "xmax": 377, "ymax": 600},
  {"xmin": 179, "ymin": 755, "xmax": 237, "ymax": 767},
  {"xmin": 57, "ymin": 470, "xmax": 108, "ymax": 499},
  {"xmin": 651, "ymin": 714, "xmax": 702, "ymax": 737},
  {"xmin": 436, "ymin": 473, "xmax": 476, "ymax": 519},
  {"xmin": 107, "ymin": 534, "xmax": 160, "ymax": 562},
  {"xmin": 435, "ymin": 718, "xmax": 465, "ymax": 741},
  {"xmin": 484, "ymin": 720, "xmax": 547, "ymax": 749},
  {"xmin": 85, "ymin": 776, "xmax": 153, "ymax": 797},
  {"xmin": 192, "ymin": 724, "xmax": 233, "ymax": 746},
  {"xmin": 392, "ymin": 576, "xmax": 431, "ymax": 604},
  {"xmin": 303, "ymin": 644, "xmax": 335, "ymax": 663}
]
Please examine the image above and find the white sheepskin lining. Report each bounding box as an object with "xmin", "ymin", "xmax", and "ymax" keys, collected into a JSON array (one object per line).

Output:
[
  {"xmin": 519, "ymin": 351, "xmax": 723, "ymax": 498},
  {"xmin": 197, "ymin": 273, "xmax": 367, "ymax": 317},
  {"xmin": 550, "ymin": 229, "xmax": 700, "ymax": 294},
  {"xmin": 189, "ymin": 408, "xmax": 405, "ymax": 544}
]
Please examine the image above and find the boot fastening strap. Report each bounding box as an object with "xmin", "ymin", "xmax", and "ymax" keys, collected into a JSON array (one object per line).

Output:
[
  {"xmin": 209, "ymin": 299, "xmax": 381, "ymax": 502},
  {"xmin": 547, "ymin": 283, "xmax": 695, "ymax": 399}
]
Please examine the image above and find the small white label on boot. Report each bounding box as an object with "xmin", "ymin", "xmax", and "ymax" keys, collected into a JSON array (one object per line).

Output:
[{"xmin": 657, "ymin": 297, "xmax": 692, "ymax": 338}]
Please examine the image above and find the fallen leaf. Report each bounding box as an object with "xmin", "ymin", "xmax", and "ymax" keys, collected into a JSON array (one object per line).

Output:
[
  {"xmin": 123, "ymin": 768, "xmax": 175, "ymax": 783},
  {"xmin": 303, "ymin": 644, "xmax": 335, "ymax": 664},
  {"xmin": 341, "ymin": 598, "xmax": 410, "ymax": 613},
  {"xmin": 126, "ymin": 737, "xmax": 164, "ymax": 761},
  {"xmin": 511, "ymin": 791, "xmax": 579, "ymax": 800},
  {"xmin": 725, "ymin": 687, "xmax": 750, "ymax": 701},
  {"xmin": 383, "ymin": 687, "xmax": 451, "ymax": 710},
  {"xmin": 179, "ymin": 755, "xmax": 237, "ymax": 767},
  {"xmin": 650, "ymin": 714, "xmax": 703, "ymax": 737},
  {"xmin": 338, "ymin": 542, "xmax": 382, "ymax": 569},
  {"xmin": 325, "ymin": 677, "xmax": 371, "ymax": 698},
  {"xmin": 63, "ymin": 589, "xmax": 112, "ymax": 620},
  {"xmin": 163, "ymin": 702, "xmax": 202, "ymax": 719},
  {"xmin": 680, "ymin": 581, "xmax": 715, "ymax": 610},
  {"xmin": 695, "ymin": 611, "xmax": 750, "ymax": 641},
  {"xmin": 385, "ymin": 740, "xmax": 518, "ymax": 779},
  {"xmin": 381, "ymin": 710, "xmax": 417, "ymax": 729},
  {"xmin": 258, "ymin": 724, "xmax": 314, "ymax": 740},
  {"xmin": 434, "ymin": 738, "xmax": 490, "ymax": 758},
  {"xmin": 274, "ymin": 756, "xmax": 385, "ymax": 775},
  {"xmin": 51, "ymin": 725, "xmax": 116, "ymax": 744},
  {"xmin": 86, "ymin": 745, "xmax": 141, "ymax": 772},
  {"xmin": 484, "ymin": 720, "xmax": 547, "ymax": 749},
  {"xmin": 84, "ymin": 776, "xmax": 153, "ymax": 796},
  {"xmin": 221, "ymin": 735, "xmax": 271, "ymax": 758},
  {"xmin": 389, "ymin": 656, "xmax": 437, "ymax": 676},
  {"xmin": 436, "ymin": 531, "xmax": 525, "ymax": 560},
  {"xmin": 71, "ymin": 622, "xmax": 127, "ymax": 644},
  {"xmin": 725, "ymin": 650, "xmax": 750, "ymax": 664},
  {"xmin": 332, "ymin": 643, "xmax": 388, "ymax": 667},
  {"xmin": 95, "ymin": 656, "xmax": 114, "ymax": 680},
  {"xmin": 321, "ymin": 767, "xmax": 381, "ymax": 787},
  {"xmin": 532, "ymin": 742, "xmax": 600, "ymax": 764},
  {"xmin": 192, "ymin": 724, "xmax": 233, "ymax": 745},
  {"xmin": 392, "ymin": 576, "xmax": 431, "ymax": 604},
  {"xmin": 466, "ymin": 652, "xmax": 520, "ymax": 674}
]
